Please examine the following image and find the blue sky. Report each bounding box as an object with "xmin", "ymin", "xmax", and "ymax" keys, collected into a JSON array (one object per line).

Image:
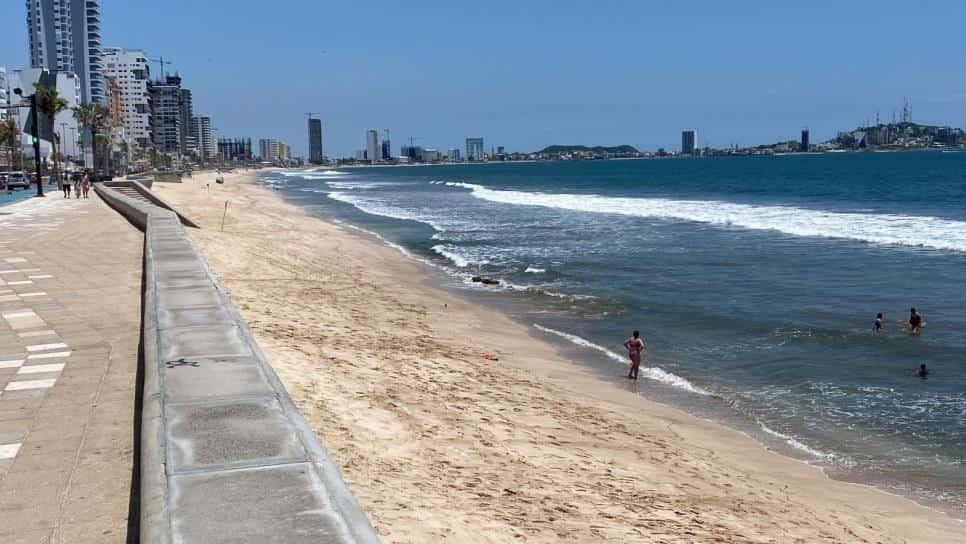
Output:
[{"xmin": 3, "ymin": 0, "xmax": 966, "ymax": 156}]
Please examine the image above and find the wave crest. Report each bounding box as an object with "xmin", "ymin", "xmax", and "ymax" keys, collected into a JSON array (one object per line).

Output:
[{"xmin": 443, "ymin": 182, "xmax": 966, "ymax": 252}]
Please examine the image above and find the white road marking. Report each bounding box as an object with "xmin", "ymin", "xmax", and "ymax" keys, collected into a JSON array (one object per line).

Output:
[
  {"xmin": 26, "ymin": 351, "xmax": 71, "ymax": 360},
  {"xmin": 17, "ymin": 330, "xmax": 57, "ymax": 338},
  {"xmin": 25, "ymin": 343, "xmax": 68, "ymax": 352},
  {"xmin": 4, "ymin": 378, "xmax": 56, "ymax": 391},
  {"xmin": 0, "ymin": 359, "xmax": 24, "ymax": 369},
  {"xmin": 0, "ymin": 443, "xmax": 22, "ymax": 459},
  {"xmin": 17, "ymin": 363, "xmax": 65, "ymax": 374}
]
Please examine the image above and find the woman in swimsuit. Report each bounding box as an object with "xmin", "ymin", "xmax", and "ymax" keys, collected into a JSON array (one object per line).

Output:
[{"xmin": 623, "ymin": 330, "xmax": 645, "ymax": 380}]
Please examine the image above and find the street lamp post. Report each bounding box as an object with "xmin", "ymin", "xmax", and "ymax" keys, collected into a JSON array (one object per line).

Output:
[{"xmin": 13, "ymin": 88, "xmax": 43, "ymax": 197}]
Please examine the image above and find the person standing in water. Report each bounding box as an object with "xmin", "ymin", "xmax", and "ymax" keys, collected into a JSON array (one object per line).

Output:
[
  {"xmin": 623, "ymin": 330, "xmax": 645, "ymax": 380},
  {"xmin": 873, "ymin": 312, "xmax": 883, "ymax": 333},
  {"xmin": 908, "ymin": 307, "xmax": 923, "ymax": 335}
]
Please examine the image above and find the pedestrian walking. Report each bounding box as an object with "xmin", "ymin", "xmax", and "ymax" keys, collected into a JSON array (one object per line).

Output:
[{"xmin": 81, "ymin": 172, "xmax": 90, "ymax": 198}]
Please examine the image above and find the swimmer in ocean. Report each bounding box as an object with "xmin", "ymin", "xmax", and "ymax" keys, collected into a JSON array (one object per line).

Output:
[
  {"xmin": 908, "ymin": 307, "xmax": 923, "ymax": 335},
  {"xmin": 916, "ymin": 364, "xmax": 929, "ymax": 378},
  {"xmin": 873, "ymin": 312, "xmax": 883, "ymax": 333}
]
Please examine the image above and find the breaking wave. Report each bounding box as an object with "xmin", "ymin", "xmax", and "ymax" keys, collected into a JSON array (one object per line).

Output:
[{"xmin": 443, "ymin": 182, "xmax": 966, "ymax": 252}]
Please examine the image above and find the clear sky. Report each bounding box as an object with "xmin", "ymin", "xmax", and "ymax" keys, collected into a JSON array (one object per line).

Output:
[{"xmin": 3, "ymin": 0, "xmax": 966, "ymax": 157}]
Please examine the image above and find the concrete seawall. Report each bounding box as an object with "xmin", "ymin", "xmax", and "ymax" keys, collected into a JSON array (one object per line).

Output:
[{"xmin": 95, "ymin": 183, "xmax": 381, "ymax": 544}]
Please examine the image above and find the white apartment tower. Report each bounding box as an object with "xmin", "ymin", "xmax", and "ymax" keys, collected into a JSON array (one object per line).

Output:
[
  {"xmin": 366, "ymin": 129, "xmax": 379, "ymax": 162},
  {"xmin": 191, "ymin": 115, "xmax": 214, "ymax": 159},
  {"xmin": 259, "ymin": 139, "xmax": 281, "ymax": 162},
  {"xmin": 26, "ymin": 0, "xmax": 105, "ymax": 105},
  {"xmin": 0, "ymin": 67, "xmax": 8, "ymax": 123},
  {"xmin": 102, "ymin": 48, "xmax": 152, "ymax": 148}
]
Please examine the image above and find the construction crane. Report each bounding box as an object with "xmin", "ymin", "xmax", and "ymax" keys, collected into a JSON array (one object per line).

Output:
[{"xmin": 147, "ymin": 56, "xmax": 172, "ymax": 78}]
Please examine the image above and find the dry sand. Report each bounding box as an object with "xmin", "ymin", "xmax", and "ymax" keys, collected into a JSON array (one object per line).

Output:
[{"xmin": 153, "ymin": 171, "xmax": 964, "ymax": 543}]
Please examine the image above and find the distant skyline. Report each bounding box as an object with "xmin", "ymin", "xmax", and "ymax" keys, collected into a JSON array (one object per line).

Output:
[{"xmin": 3, "ymin": 0, "xmax": 966, "ymax": 157}]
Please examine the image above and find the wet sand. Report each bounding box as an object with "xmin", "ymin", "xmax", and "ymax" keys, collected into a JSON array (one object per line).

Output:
[{"xmin": 153, "ymin": 171, "xmax": 964, "ymax": 543}]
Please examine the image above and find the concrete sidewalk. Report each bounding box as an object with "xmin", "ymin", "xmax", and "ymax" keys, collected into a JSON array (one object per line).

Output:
[{"xmin": 0, "ymin": 194, "xmax": 142, "ymax": 543}]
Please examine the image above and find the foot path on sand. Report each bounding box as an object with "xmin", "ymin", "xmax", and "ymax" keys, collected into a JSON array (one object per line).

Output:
[{"xmin": 0, "ymin": 193, "xmax": 141, "ymax": 543}]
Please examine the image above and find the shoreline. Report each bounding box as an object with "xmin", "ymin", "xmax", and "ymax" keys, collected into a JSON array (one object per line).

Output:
[
  {"xmin": 153, "ymin": 171, "xmax": 964, "ymax": 543},
  {"xmin": 327, "ymin": 207, "xmax": 964, "ymax": 519}
]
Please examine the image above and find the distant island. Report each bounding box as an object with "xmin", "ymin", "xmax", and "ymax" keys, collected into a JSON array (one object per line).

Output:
[{"xmin": 537, "ymin": 144, "xmax": 639, "ymax": 155}]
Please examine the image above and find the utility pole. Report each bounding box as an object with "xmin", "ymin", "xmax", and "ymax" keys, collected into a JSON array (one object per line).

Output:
[{"xmin": 14, "ymin": 88, "xmax": 43, "ymax": 197}]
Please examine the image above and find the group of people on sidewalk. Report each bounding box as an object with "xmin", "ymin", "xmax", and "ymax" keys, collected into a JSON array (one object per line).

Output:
[{"xmin": 60, "ymin": 171, "xmax": 90, "ymax": 199}]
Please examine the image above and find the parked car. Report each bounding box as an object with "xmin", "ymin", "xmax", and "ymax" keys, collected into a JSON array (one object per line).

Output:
[{"xmin": 6, "ymin": 171, "xmax": 30, "ymax": 190}]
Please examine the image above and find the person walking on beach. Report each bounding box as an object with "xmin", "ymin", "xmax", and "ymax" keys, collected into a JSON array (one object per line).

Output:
[
  {"xmin": 63, "ymin": 177, "xmax": 71, "ymax": 198},
  {"xmin": 907, "ymin": 307, "xmax": 923, "ymax": 335},
  {"xmin": 873, "ymin": 312, "xmax": 883, "ymax": 333},
  {"xmin": 81, "ymin": 172, "xmax": 90, "ymax": 199},
  {"xmin": 624, "ymin": 330, "xmax": 645, "ymax": 380}
]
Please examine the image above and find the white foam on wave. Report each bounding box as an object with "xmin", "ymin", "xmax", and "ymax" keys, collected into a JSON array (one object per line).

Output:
[
  {"xmin": 431, "ymin": 245, "xmax": 471, "ymax": 267},
  {"xmin": 327, "ymin": 181, "xmax": 400, "ymax": 190},
  {"xmin": 326, "ymin": 192, "xmax": 445, "ymax": 231},
  {"xmin": 759, "ymin": 423, "xmax": 834, "ymax": 459},
  {"xmin": 279, "ymin": 169, "xmax": 348, "ymax": 180},
  {"xmin": 443, "ymin": 182, "xmax": 966, "ymax": 253},
  {"xmin": 524, "ymin": 266, "xmax": 546, "ymax": 274},
  {"xmin": 532, "ymin": 324, "xmax": 708, "ymax": 395},
  {"xmin": 336, "ymin": 221, "xmax": 434, "ymax": 266}
]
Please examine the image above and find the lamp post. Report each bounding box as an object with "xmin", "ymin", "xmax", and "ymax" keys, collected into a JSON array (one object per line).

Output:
[{"xmin": 13, "ymin": 88, "xmax": 43, "ymax": 197}]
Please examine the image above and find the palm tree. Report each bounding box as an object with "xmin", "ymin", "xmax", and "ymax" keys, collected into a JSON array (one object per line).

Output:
[
  {"xmin": 72, "ymin": 103, "xmax": 110, "ymax": 178},
  {"xmin": 33, "ymin": 83, "xmax": 69, "ymax": 185},
  {"xmin": 0, "ymin": 119, "xmax": 17, "ymax": 171}
]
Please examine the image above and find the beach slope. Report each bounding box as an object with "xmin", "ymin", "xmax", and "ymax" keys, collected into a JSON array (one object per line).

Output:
[{"xmin": 152, "ymin": 171, "xmax": 964, "ymax": 543}]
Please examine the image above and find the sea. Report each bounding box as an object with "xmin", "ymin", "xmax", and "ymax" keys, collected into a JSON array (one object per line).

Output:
[{"xmin": 260, "ymin": 152, "xmax": 966, "ymax": 517}]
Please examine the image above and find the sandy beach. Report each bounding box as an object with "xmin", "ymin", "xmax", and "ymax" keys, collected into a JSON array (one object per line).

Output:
[{"xmin": 151, "ymin": 170, "xmax": 965, "ymax": 543}]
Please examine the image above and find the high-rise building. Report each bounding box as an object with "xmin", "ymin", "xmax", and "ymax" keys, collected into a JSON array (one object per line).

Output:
[
  {"xmin": 401, "ymin": 145, "xmax": 425, "ymax": 161},
  {"xmin": 278, "ymin": 142, "xmax": 288, "ymax": 162},
  {"xmin": 307, "ymin": 118, "xmax": 323, "ymax": 163},
  {"xmin": 218, "ymin": 138, "xmax": 252, "ymax": 161},
  {"xmin": 259, "ymin": 138, "xmax": 281, "ymax": 162},
  {"xmin": 180, "ymin": 88, "xmax": 194, "ymax": 154},
  {"xmin": 0, "ymin": 67, "xmax": 9, "ymax": 124},
  {"xmin": 191, "ymin": 115, "xmax": 214, "ymax": 159},
  {"xmin": 366, "ymin": 129, "xmax": 379, "ymax": 163},
  {"xmin": 101, "ymin": 48, "xmax": 151, "ymax": 148},
  {"xmin": 148, "ymin": 75, "xmax": 183, "ymax": 154},
  {"xmin": 681, "ymin": 130, "xmax": 697, "ymax": 155},
  {"xmin": 26, "ymin": 0, "xmax": 105, "ymax": 105},
  {"xmin": 447, "ymin": 148, "xmax": 461, "ymax": 161},
  {"xmin": 466, "ymin": 137, "xmax": 484, "ymax": 161},
  {"xmin": 800, "ymin": 129, "xmax": 810, "ymax": 152}
]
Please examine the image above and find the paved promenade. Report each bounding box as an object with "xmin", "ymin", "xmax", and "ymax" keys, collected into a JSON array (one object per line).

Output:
[{"xmin": 0, "ymin": 194, "xmax": 142, "ymax": 543}]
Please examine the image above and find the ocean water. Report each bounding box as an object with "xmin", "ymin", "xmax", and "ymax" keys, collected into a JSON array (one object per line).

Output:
[{"xmin": 261, "ymin": 152, "xmax": 966, "ymax": 515}]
